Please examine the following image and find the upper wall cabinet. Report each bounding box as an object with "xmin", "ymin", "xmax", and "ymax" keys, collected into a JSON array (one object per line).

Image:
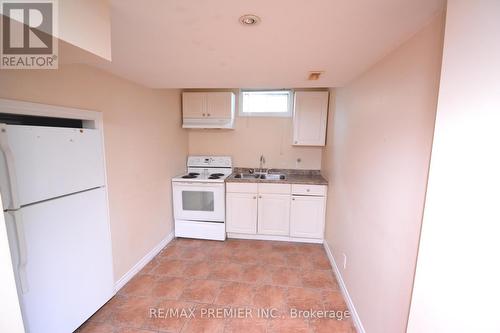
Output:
[
  {"xmin": 292, "ymin": 91, "xmax": 329, "ymax": 146},
  {"xmin": 182, "ymin": 92, "xmax": 235, "ymax": 129}
]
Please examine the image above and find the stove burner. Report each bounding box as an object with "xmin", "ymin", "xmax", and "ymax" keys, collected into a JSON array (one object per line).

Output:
[
  {"xmin": 210, "ymin": 173, "xmax": 225, "ymax": 177},
  {"xmin": 182, "ymin": 175, "xmax": 197, "ymax": 179},
  {"xmin": 188, "ymin": 172, "xmax": 200, "ymax": 176},
  {"xmin": 208, "ymin": 175, "xmax": 220, "ymax": 179}
]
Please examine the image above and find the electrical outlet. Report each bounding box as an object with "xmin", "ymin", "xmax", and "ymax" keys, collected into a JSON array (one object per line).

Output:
[
  {"xmin": 295, "ymin": 158, "xmax": 302, "ymax": 168},
  {"xmin": 342, "ymin": 253, "xmax": 347, "ymax": 270}
]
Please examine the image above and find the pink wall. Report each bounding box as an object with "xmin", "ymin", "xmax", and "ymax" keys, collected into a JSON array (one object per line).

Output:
[
  {"xmin": 408, "ymin": 1, "xmax": 500, "ymax": 331},
  {"xmin": 0, "ymin": 64, "xmax": 188, "ymax": 281},
  {"xmin": 321, "ymin": 14, "xmax": 444, "ymax": 333}
]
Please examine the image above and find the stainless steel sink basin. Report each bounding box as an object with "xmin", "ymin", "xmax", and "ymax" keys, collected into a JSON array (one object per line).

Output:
[
  {"xmin": 260, "ymin": 173, "xmax": 286, "ymax": 180},
  {"xmin": 232, "ymin": 172, "xmax": 287, "ymax": 180},
  {"xmin": 233, "ymin": 173, "xmax": 260, "ymax": 179}
]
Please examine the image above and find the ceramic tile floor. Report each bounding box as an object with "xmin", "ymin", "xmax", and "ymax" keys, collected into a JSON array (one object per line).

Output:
[{"xmin": 77, "ymin": 238, "xmax": 356, "ymax": 333}]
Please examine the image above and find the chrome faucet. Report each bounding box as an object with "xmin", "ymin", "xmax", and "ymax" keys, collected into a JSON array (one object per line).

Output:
[{"xmin": 259, "ymin": 155, "xmax": 266, "ymax": 172}]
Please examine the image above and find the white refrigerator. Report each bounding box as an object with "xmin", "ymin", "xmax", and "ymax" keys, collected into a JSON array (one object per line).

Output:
[{"xmin": 0, "ymin": 123, "xmax": 114, "ymax": 333}]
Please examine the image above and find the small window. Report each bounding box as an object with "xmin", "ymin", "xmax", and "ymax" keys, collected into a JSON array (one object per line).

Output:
[{"xmin": 240, "ymin": 90, "xmax": 292, "ymax": 117}]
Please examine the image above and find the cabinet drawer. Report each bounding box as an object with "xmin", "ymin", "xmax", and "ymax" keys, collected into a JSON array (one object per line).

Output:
[
  {"xmin": 226, "ymin": 182, "xmax": 258, "ymax": 193},
  {"xmin": 258, "ymin": 183, "xmax": 291, "ymax": 194},
  {"xmin": 292, "ymin": 184, "xmax": 327, "ymax": 196}
]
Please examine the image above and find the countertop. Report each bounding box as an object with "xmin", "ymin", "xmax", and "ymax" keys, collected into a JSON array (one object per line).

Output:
[{"xmin": 225, "ymin": 168, "xmax": 328, "ymax": 185}]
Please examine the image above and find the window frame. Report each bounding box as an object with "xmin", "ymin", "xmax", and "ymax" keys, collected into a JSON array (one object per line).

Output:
[{"xmin": 238, "ymin": 89, "xmax": 294, "ymax": 118}]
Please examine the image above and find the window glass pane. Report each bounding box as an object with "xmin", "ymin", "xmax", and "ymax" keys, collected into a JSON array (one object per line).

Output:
[
  {"xmin": 182, "ymin": 191, "xmax": 214, "ymax": 211},
  {"xmin": 241, "ymin": 90, "xmax": 291, "ymax": 114}
]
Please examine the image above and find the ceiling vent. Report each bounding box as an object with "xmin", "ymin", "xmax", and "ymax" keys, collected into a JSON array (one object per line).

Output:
[{"xmin": 308, "ymin": 71, "xmax": 324, "ymax": 80}]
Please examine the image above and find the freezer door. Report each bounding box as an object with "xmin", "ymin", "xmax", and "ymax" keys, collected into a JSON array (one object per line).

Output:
[
  {"xmin": 7, "ymin": 187, "xmax": 114, "ymax": 333},
  {"xmin": 0, "ymin": 124, "xmax": 106, "ymax": 208}
]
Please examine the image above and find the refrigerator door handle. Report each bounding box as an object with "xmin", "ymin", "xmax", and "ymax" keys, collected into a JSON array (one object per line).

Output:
[
  {"xmin": 0, "ymin": 125, "xmax": 21, "ymax": 209},
  {"xmin": 11, "ymin": 210, "xmax": 29, "ymax": 293}
]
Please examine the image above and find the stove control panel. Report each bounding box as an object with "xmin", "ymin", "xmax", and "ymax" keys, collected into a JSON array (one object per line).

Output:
[{"xmin": 187, "ymin": 156, "xmax": 232, "ymax": 168}]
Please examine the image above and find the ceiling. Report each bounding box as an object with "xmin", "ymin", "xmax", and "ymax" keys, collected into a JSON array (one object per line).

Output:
[{"xmin": 86, "ymin": 0, "xmax": 445, "ymax": 88}]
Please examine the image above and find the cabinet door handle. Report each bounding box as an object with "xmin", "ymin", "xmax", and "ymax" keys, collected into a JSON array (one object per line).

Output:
[
  {"xmin": 202, "ymin": 113, "xmax": 206, "ymax": 117},
  {"xmin": 292, "ymin": 198, "xmax": 295, "ymax": 201},
  {"xmin": 253, "ymin": 196, "xmax": 257, "ymax": 199},
  {"xmin": 294, "ymin": 141, "xmax": 298, "ymax": 144},
  {"xmin": 259, "ymin": 195, "xmax": 262, "ymax": 199},
  {"xmin": 207, "ymin": 113, "xmax": 211, "ymax": 117}
]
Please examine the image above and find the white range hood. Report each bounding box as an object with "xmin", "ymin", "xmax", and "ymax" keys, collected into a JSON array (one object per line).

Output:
[{"xmin": 182, "ymin": 116, "xmax": 234, "ymax": 129}]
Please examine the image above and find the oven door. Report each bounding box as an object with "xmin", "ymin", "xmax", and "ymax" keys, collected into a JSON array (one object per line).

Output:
[{"xmin": 172, "ymin": 182, "xmax": 225, "ymax": 222}]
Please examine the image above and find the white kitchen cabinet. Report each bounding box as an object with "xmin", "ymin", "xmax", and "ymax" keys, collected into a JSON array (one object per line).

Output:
[
  {"xmin": 226, "ymin": 192, "xmax": 258, "ymax": 234},
  {"xmin": 226, "ymin": 182, "xmax": 258, "ymax": 193},
  {"xmin": 258, "ymin": 183, "xmax": 291, "ymax": 194},
  {"xmin": 257, "ymin": 193, "xmax": 290, "ymax": 236},
  {"xmin": 292, "ymin": 184, "xmax": 327, "ymax": 196},
  {"xmin": 206, "ymin": 92, "xmax": 234, "ymax": 118},
  {"xmin": 182, "ymin": 91, "xmax": 235, "ymax": 129},
  {"xmin": 290, "ymin": 195, "xmax": 326, "ymax": 239},
  {"xmin": 293, "ymin": 91, "xmax": 329, "ymax": 146},
  {"xmin": 226, "ymin": 182, "xmax": 327, "ymax": 241},
  {"xmin": 182, "ymin": 92, "xmax": 206, "ymax": 118}
]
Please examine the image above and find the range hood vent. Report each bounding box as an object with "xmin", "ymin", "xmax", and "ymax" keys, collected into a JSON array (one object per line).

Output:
[{"xmin": 182, "ymin": 117, "xmax": 234, "ymax": 129}]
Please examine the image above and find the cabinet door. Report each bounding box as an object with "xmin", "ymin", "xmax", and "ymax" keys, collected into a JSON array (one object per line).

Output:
[
  {"xmin": 206, "ymin": 92, "xmax": 234, "ymax": 118},
  {"xmin": 257, "ymin": 194, "xmax": 290, "ymax": 236},
  {"xmin": 226, "ymin": 192, "xmax": 258, "ymax": 234},
  {"xmin": 293, "ymin": 91, "xmax": 329, "ymax": 146},
  {"xmin": 290, "ymin": 196, "xmax": 326, "ymax": 239},
  {"xmin": 182, "ymin": 92, "xmax": 206, "ymax": 118}
]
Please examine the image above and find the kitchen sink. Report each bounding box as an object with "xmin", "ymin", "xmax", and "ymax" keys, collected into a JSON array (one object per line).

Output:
[
  {"xmin": 233, "ymin": 173, "xmax": 287, "ymax": 180},
  {"xmin": 260, "ymin": 173, "xmax": 286, "ymax": 180},
  {"xmin": 233, "ymin": 173, "xmax": 260, "ymax": 179}
]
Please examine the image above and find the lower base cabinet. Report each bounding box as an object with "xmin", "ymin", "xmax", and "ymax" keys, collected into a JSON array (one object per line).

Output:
[
  {"xmin": 226, "ymin": 192, "xmax": 257, "ymax": 234},
  {"xmin": 290, "ymin": 195, "xmax": 326, "ymax": 238},
  {"xmin": 226, "ymin": 183, "xmax": 327, "ymax": 240},
  {"xmin": 257, "ymin": 194, "xmax": 290, "ymax": 236}
]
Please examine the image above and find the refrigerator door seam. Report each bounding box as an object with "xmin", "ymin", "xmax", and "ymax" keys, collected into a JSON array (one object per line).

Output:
[{"xmin": 17, "ymin": 186, "xmax": 105, "ymax": 209}]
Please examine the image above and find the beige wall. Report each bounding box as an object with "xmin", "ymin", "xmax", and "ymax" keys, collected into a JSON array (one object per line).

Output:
[
  {"xmin": 321, "ymin": 14, "xmax": 444, "ymax": 333},
  {"xmin": 188, "ymin": 91, "xmax": 323, "ymax": 170},
  {"xmin": 408, "ymin": 1, "xmax": 500, "ymax": 332},
  {"xmin": 0, "ymin": 64, "xmax": 187, "ymax": 281}
]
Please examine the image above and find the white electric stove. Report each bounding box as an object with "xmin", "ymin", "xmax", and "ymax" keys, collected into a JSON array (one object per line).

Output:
[{"xmin": 171, "ymin": 156, "xmax": 232, "ymax": 240}]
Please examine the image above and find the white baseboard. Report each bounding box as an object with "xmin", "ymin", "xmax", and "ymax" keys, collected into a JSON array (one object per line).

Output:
[
  {"xmin": 227, "ymin": 232, "xmax": 323, "ymax": 244},
  {"xmin": 114, "ymin": 231, "xmax": 175, "ymax": 292},
  {"xmin": 323, "ymin": 241, "xmax": 366, "ymax": 333}
]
